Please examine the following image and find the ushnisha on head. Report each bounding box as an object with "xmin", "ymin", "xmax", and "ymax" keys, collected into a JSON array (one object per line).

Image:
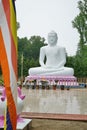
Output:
[{"xmin": 48, "ymin": 31, "xmax": 58, "ymax": 46}]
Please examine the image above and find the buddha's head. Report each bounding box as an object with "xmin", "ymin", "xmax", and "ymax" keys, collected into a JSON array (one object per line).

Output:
[{"xmin": 48, "ymin": 31, "xmax": 58, "ymax": 46}]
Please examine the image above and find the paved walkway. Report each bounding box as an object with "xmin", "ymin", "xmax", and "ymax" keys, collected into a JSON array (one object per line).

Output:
[
  {"xmin": 20, "ymin": 88, "xmax": 87, "ymax": 121},
  {"xmin": 22, "ymin": 88, "xmax": 87, "ymax": 115}
]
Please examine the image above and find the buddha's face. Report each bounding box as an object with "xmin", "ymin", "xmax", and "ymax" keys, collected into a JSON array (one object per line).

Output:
[{"xmin": 48, "ymin": 31, "xmax": 58, "ymax": 46}]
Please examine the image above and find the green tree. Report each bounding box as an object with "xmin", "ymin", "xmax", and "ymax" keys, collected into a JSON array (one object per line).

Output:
[
  {"xmin": 29, "ymin": 36, "xmax": 46, "ymax": 60},
  {"xmin": 72, "ymin": 0, "xmax": 87, "ymax": 55},
  {"xmin": 72, "ymin": 0, "xmax": 87, "ymax": 77}
]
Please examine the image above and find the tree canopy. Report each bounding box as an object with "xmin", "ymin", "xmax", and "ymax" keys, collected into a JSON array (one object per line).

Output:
[{"xmin": 72, "ymin": 0, "xmax": 87, "ymax": 77}]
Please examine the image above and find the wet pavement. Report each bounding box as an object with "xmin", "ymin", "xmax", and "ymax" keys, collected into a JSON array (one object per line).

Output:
[{"xmin": 22, "ymin": 88, "xmax": 87, "ymax": 115}]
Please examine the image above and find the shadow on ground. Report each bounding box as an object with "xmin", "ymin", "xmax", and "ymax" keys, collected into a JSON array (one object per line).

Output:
[{"xmin": 30, "ymin": 119, "xmax": 87, "ymax": 130}]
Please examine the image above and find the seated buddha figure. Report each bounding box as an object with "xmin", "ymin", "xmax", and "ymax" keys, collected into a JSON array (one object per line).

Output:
[{"xmin": 28, "ymin": 31, "xmax": 74, "ymax": 76}]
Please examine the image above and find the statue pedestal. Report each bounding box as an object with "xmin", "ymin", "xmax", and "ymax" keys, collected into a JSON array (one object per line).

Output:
[{"xmin": 25, "ymin": 75, "xmax": 79, "ymax": 87}]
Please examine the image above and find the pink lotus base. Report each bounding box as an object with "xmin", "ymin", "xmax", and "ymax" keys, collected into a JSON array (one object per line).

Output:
[{"xmin": 25, "ymin": 75, "xmax": 78, "ymax": 86}]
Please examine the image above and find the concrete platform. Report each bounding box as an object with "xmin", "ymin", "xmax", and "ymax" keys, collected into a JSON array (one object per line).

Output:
[{"xmin": 22, "ymin": 88, "xmax": 87, "ymax": 115}]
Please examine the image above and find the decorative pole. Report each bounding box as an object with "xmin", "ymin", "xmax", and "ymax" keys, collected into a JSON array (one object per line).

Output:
[
  {"xmin": 0, "ymin": 0, "xmax": 17, "ymax": 129},
  {"xmin": 21, "ymin": 53, "xmax": 24, "ymax": 87}
]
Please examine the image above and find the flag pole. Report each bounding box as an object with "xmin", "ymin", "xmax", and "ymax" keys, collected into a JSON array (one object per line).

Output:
[
  {"xmin": 21, "ymin": 53, "xmax": 23, "ymax": 87},
  {"xmin": 0, "ymin": 0, "xmax": 18, "ymax": 129}
]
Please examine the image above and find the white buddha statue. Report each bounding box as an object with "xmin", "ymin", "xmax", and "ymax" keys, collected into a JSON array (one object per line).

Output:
[{"xmin": 29, "ymin": 31, "xmax": 74, "ymax": 76}]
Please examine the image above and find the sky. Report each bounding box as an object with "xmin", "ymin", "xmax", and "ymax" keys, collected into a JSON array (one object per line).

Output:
[{"xmin": 15, "ymin": 0, "xmax": 79, "ymax": 56}]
